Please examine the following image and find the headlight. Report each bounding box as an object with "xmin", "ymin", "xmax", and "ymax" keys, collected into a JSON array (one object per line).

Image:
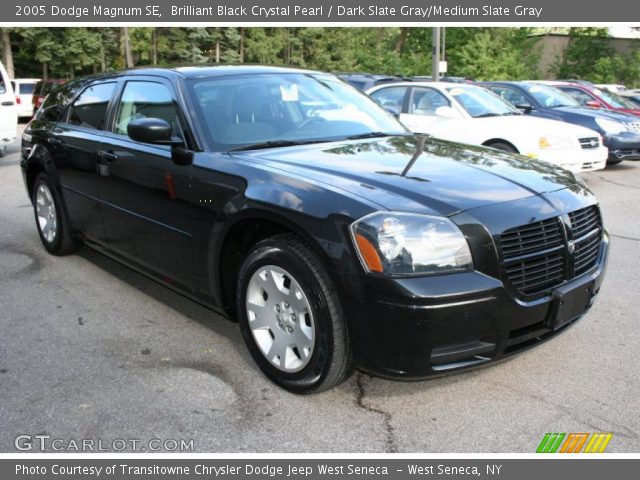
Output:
[
  {"xmin": 350, "ymin": 212, "xmax": 473, "ymax": 276},
  {"xmin": 595, "ymin": 118, "xmax": 627, "ymax": 135},
  {"xmin": 538, "ymin": 135, "xmax": 571, "ymax": 150}
]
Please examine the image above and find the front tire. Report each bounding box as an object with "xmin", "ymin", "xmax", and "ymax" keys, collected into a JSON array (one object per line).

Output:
[
  {"xmin": 32, "ymin": 172, "xmax": 80, "ymax": 255},
  {"xmin": 236, "ymin": 234, "xmax": 351, "ymax": 394}
]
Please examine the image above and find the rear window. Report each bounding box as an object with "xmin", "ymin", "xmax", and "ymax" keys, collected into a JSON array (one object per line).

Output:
[
  {"xmin": 19, "ymin": 83, "xmax": 36, "ymax": 94},
  {"xmin": 36, "ymin": 80, "xmax": 84, "ymax": 122},
  {"xmin": 42, "ymin": 82, "xmax": 56, "ymax": 95}
]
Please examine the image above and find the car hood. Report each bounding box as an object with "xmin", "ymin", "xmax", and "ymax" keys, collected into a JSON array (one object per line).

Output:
[
  {"xmin": 477, "ymin": 114, "xmax": 598, "ymax": 137},
  {"xmin": 555, "ymin": 105, "xmax": 639, "ymax": 123},
  {"xmin": 616, "ymin": 108, "xmax": 640, "ymax": 116},
  {"xmin": 231, "ymin": 135, "xmax": 579, "ymax": 216}
]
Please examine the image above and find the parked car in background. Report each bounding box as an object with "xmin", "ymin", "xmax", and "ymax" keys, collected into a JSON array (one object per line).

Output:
[
  {"xmin": 0, "ymin": 61, "xmax": 17, "ymax": 156},
  {"xmin": 20, "ymin": 66, "xmax": 608, "ymax": 393},
  {"xmin": 544, "ymin": 81, "xmax": 640, "ymax": 117},
  {"xmin": 620, "ymin": 91, "xmax": 640, "ymax": 108},
  {"xmin": 336, "ymin": 73, "xmax": 405, "ymax": 91},
  {"xmin": 558, "ymin": 79, "xmax": 595, "ymax": 88},
  {"xmin": 411, "ymin": 76, "xmax": 475, "ymax": 84},
  {"xmin": 32, "ymin": 79, "xmax": 65, "ymax": 113},
  {"xmin": 483, "ymin": 81, "xmax": 640, "ymax": 164},
  {"xmin": 366, "ymin": 81, "xmax": 607, "ymax": 173},
  {"xmin": 10, "ymin": 78, "xmax": 39, "ymax": 119},
  {"xmin": 594, "ymin": 84, "xmax": 628, "ymax": 94}
]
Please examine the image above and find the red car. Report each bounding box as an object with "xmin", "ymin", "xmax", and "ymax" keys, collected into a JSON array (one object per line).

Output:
[{"xmin": 550, "ymin": 81, "xmax": 640, "ymax": 117}]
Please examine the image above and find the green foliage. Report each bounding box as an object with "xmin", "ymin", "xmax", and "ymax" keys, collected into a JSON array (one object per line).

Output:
[
  {"xmin": 2, "ymin": 27, "xmax": 639, "ymax": 88},
  {"xmin": 451, "ymin": 28, "xmax": 539, "ymax": 80},
  {"xmin": 552, "ymin": 28, "xmax": 640, "ymax": 87}
]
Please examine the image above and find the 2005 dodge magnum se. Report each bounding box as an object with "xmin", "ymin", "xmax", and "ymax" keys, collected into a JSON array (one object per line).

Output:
[{"xmin": 21, "ymin": 66, "xmax": 608, "ymax": 393}]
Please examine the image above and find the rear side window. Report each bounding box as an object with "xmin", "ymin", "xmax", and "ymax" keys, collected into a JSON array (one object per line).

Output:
[
  {"xmin": 37, "ymin": 81, "xmax": 81, "ymax": 122},
  {"xmin": 370, "ymin": 87, "xmax": 407, "ymax": 115},
  {"xmin": 488, "ymin": 86, "xmax": 528, "ymax": 106},
  {"xmin": 114, "ymin": 81, "xmax": 180, "ymax": 136},
  {"xmin": 68, "ymin": 83, "xmax": 116, "ymax": 130},
  {"xmin": 561, "ymin": 87, "xmax": 595, "ymax": 106},
  {"xmin": 19, "ymin": 83, "xmax": 36, "ymax": 94},
  {"xmin": 42, "ymin": 82, "xmax": 57, "ymax": 95}
]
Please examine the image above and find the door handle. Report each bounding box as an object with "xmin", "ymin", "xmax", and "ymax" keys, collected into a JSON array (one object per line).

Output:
[
  {"xmin": 98, "ymin": 150, "xmax": 118, "ymax": 163},
  {"xmin": 1, "ymin": 100, "xmax": 14, "ymax": 106}
]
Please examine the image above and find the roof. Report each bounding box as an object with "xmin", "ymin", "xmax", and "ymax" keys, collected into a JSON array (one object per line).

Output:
[
  {"xmin": 119, "ymin": 64, "xmax": 323, "ymax": 79},
  {"xmin": 374, "ymin": 81, "xmax": 476, "ymax": 90},
  {"xmin": 54, "ymin": 65, "xmax": 326, "ymax": 85}
]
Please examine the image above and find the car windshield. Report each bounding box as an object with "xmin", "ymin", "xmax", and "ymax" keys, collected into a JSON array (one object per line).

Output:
[
  {"xmin": 525, "ymin": 84, "xmax": 579, "ymax": 108},
  {"xmin": 594, "ymin": 88, "xmax": 637, "ymax": 109},
  {"xmin": 187, "ymin": 73, "xmax": 407, "ymax": 151},
  {"xmin": 446, "ymin": 86, "xmax": 520, "ymax": 118}
]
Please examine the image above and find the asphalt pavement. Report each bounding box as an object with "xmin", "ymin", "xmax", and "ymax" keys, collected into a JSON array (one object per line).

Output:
[{"xmin": 1, "ymin": 125, "xmax": 638, "ymax": 452}]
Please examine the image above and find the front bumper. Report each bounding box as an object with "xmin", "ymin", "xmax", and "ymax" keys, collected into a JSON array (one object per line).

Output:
[
  {"xmin": 604, "ymin": 132, "xmax": 640, "ymax": 161},
  {"xmin": 338, "ymin": 201, "xmax": 609, "ymax": 380},
  {"xmin": 537, "ymin": 146, "xmax": 608, "ymax": 173}
]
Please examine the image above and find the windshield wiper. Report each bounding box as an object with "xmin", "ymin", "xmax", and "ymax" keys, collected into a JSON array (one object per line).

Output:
[
  {"xmin": 344, "ymin": 131, "xmax": 395, "ymax": 140},
  {"xmin": 474, "ymin": 113, "xmax": 501, "ymax": 118},
  {"xmin": 231, "ymin": 140, "xmax": 314, "ymax": 152}
]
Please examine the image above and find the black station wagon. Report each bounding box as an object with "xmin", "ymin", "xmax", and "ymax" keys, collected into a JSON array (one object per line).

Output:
[{"xmin": 21, "ymin": 66, "xmax": 608, "ymax": 393}]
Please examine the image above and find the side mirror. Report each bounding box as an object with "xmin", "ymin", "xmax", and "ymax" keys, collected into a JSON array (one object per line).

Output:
[
  {"xmin": 385, "ymin": 106, "xmax": 400, "ymax": 118},
  {"xmin": 127, "ymin": 117, "xmax": 192, "ymax": 166},
  {"xmin": 434, "ymin": 106, "xmax": 460, "ymax": 119},
  {"xmin": 586, "ymin": 100, "xmax": 602, "ymax": 108},
  {"xmin": 127, "ymin": 117, "xmax": 182, "ymax": 146},
  {"xmin": 514, "ymin": 102, "xmax": 533, "ymax": 112}
]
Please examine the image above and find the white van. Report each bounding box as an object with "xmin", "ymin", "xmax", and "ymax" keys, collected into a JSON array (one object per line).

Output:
[
  {"xmin": 0, "ymin": 61, "xmax": 18, "ymax": 156},
  {"xmin": 11, "ymin": 78, "xmax": 39, "ymax": 118}
]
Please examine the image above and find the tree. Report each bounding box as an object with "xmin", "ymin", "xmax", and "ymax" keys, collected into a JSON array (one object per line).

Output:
[
  {"xmin": 122, "ymin": 27, "xmax": 133, "ymax": 68},
  {"xmin": 553, "ymin": 28, "xmax": 613, "ymax": 80},
  {"xmin": 1, "ymin": 29, "xmax": 14, "ymax": 78},
  {"xmin": 453, "ymin": 28, "xmax": 539, "ymax": 80}
]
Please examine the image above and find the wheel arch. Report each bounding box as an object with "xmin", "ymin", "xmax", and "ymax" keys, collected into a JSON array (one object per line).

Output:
[
  {"xmin": 215, "ymin": 208, "xmax": 344, "ymax": 320},
  {"xmin": 24, "ymin": 144, "xmax": 57, "ymax": 201},
  {"xmin": 482, "ymin": 138, "xmax": 520, "ymax": 153}
]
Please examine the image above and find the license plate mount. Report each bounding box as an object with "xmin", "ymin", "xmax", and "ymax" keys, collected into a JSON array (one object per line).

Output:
[{"xmin": 548, "ymin": 280, "xmax": 595, "ymax": 330}]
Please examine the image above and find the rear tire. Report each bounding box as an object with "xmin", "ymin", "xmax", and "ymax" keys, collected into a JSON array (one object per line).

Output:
[
  {"xmin": 236, "ymin": 233, "xmax": 352, "ymax": 394},
  {"xmin": 32, "ymin": 172, "xmax": 80, "ymax": 255}
]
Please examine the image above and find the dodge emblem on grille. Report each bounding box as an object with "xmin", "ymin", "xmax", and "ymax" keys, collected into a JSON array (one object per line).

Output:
[{"xmin": 567, "ymin": 240, "xmax": 576, "ymax": 254}]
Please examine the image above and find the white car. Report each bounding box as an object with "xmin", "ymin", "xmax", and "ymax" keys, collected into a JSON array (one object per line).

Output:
[
  {"xmin": 366, "ymin": 82, "xmax": 608, "ymax": 173},
  {"xmin": 594, "ymin": 84, "xmax": 628, "ymax": 94},
  {"xmin": 10, "ymin": 78, "xmax": 39, "ymax": 118},
  {"xmin": 0, "ymin": 61, "xmax": 18, "ymax": 156}
]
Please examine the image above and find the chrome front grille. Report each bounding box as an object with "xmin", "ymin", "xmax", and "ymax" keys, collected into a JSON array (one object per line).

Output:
[
  {"xmin": 628, "ymin": 122, "xmax": 640, "ymax": 134},
  {"xmin": 579, "ymin": 137, "xmax": 600, "ymax": 149},
  {"xmin": 499, "ymin": 206, "xmax": 603, "ymax": 296}
]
